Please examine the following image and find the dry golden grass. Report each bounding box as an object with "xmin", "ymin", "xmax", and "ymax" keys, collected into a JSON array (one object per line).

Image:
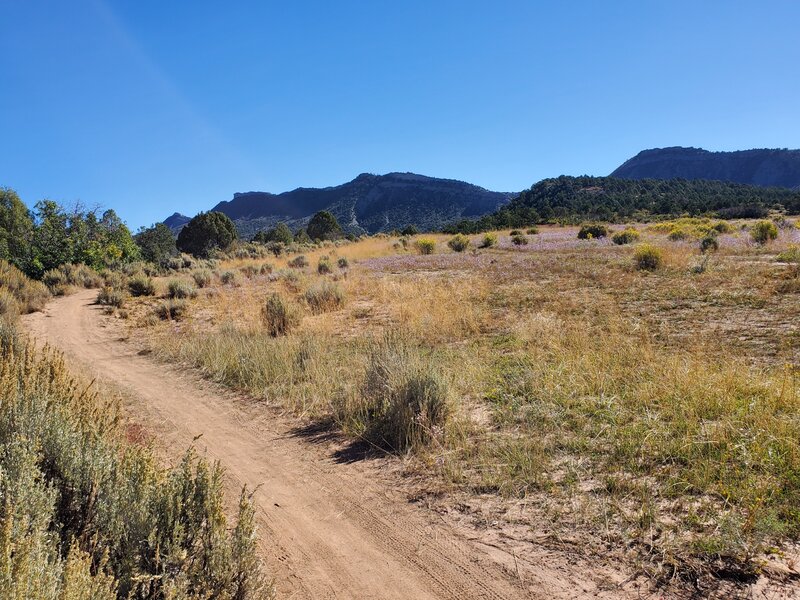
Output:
[{"xmin": 126, "ymin": 222, "xmax": 800, "ymax": 584}]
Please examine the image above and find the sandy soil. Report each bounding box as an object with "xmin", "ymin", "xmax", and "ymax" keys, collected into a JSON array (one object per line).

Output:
[{"xmin": 23, "ymin": 289, "xmax": 653, "ymax": 599}]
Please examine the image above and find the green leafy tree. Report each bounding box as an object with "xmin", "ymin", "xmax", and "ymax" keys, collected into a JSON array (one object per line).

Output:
[
  {"xmin": 177, "ymin": 211, "xmax": 238, "ymax": 257},
  {"xmin": 31, "ymin": 200, "xmax": 72, "ymax": 277},
  {"xmin": 135, "ymin": 222, "xmax": 177, "ymax": 264},
  {"xmin": 0, "ymin": 187, "xmax": 34, "ymax": 272},
  {"xmin": 253, "ymin": 222, "xmax": 293, "ymax": 245},
  {"xmin": 306, "ymin": 211, "xmax": 342, "ymax": 241}
]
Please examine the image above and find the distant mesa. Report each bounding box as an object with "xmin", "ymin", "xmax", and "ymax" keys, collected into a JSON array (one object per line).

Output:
[
  {"xmin": 165, "ymin": 172, "xmax": 512, "ymax": 237},
  {"xmin": 163, "ymin": 212, "xmax": 191, "ymax": 231},
  {"xmin": 611, "ymin": 146, "xmax": 800, "ymax": 189}
]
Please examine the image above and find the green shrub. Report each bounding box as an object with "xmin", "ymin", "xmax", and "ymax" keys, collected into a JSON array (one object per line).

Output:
[
  {"xmin": 511, "ymin": 233, "xmax": 528, "ymax": 245},
  {"xmin": 526, "ymin": 227, "xmax": 539, "ymax": 235},
  {"xmin": 155, "ymin": 298, "xmax": 188, "ymax": 320},
  {"xmin": 337, "ymin": 256, "xmax": 350, "ymax": 269},
  {"xmin": 304, "ymin": 279, "xmax": 345, "ymax": 314},
  {"xmin": 192, "ymin": 268, "xmax": 213, "ymax": 288},
  {"xmin": 288, "ymin": 255, "xmax": 309, "ymax": 268},
  {"xmin": 612, "ymin": 228, "xmax": 640, "ymax": 245},
  {"xmin": 700, "ymin": 236, "xmax": 719, "ymax": 254},
  {"xmin": 220, "ymin": 270, "xmax": 238, "ymax": 285},
  {"xmin": 712, "ymin": 221, "xmax": 734, "ymax": 234},
  {"xmin": 777, "ymin": 244, "xmax": 800, "ymax": 263},
  {"xmin": 509, "ymin": 230, "xmax": 522, "ymax": 236},
  {"xmin": 261, "ymin": 293, "xmax": 302, "ymax": 336},
  {"xmin": 357, "ymin": 334, "xmax": 451, "ymax": 452},
  {"xmin": 317, "ymin": 256, "xmax": 333, "ymax": 274},
  {"xmin": 447, "ymin": 234, "xmax": 470, "ymax": 253},
  {"xmin": 634, "ymin": 243, "xmax": 663, "ymax": 271},
  {"xmin": 167, "ymin": 279, "xmax": 197, "ymax": 299},
  {"xmin": 750, "ymin": 220, "xmax": 779, "ymax": 245},
  {"xmin": 414, "ymin": 239, "xmax": 436, "ymax": 255},
  {"xmin": 479, "ymin": 233, "xmax": 498, "ymax": 248},
  {"xmin": 127, "ymin": 274, "xmax": 156, "ymax": 296},
  {"xmin": 96, "ymin": 286, "xmax": 127, "ymax": 308},
  {"xmin": 578, "ymin": 224, "xmax": 608, "ymax": 239}
]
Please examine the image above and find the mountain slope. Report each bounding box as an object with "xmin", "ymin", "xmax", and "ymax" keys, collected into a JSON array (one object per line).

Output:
[
  {"xmin": 611, "ymin": 147, "xmax": 800, "ymax": 189},
  {"xmin": 204, "ymin": 172, "xmax": 512, "ymax": 237}
]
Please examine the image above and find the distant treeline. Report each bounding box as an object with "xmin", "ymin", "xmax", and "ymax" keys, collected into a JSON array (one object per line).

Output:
[{"xmin": 443, "ymin": 176, "xmax": 800, "ymax": 233}]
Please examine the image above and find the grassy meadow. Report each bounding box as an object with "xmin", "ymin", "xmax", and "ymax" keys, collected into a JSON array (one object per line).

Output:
[{"xmin": 110, "ymin": 218, "xmax": 800, "ymax": 584}]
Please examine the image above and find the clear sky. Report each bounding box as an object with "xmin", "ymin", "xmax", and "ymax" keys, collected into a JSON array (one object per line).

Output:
[{"xmin": 2, "ymin": 1, "xmax": 799, "ymax": 229}]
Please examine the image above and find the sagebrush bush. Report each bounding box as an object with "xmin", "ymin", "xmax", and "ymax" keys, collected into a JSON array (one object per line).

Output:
[
  {"xmin": 260, "ymin": 262, "xmax": 274, "ymax": 275},
  {"xmin": 447, "ymin": 234, "xmax": 470, "ymax": 253},
  {"xmin": 526, "ymin": 227, "xmax": 539, "ymax": 235},
  {"xmin": 317, "ymin": 256, "xmax": 333, "ymax": 274},
  {"xmin": 337, "ymin": 256, "xmax": 349, "ymax": 269},
  {"xmin": 0, "ymin": 338, "xmax": 271, "ymax": 598},
  {"xmin": 0, "ymin": 289, "xmax": 20, "ymax": 320},
  {"xmin": 304, "ymin": 280, "xmax": 345, "ymax": 314},
  {"xmin": 127, "ymin": 273, "xmax": 156, "ymax": 296},
  {"xmin": 42, "ymin": 268, "xmax": 70, "ymax": 295},
  {"xmin": 96, "ymin": 285, "xmax": 127, "ymax": 308},
  {"xmin": 241, "ymin": 264, "xmax": 260, "ymax": 279},
  {"xmin": 356, "ymin": 334, "xmax": 451, "ymax": 452},
  {"xmin": 261, "ymin": 293, "xmax": 303, "ymax": 336},
  {"xmin": 167, "ymin": 279, "xmax": 197, "ymax": 299},
  {"xmin": 750, "ymin": 220, "xmax": 779, "ymax": 245},
  {"xmin": 414, "ymin": 239, "xmax": 436, "ymax": 255},
  {"xmin": 192, "ymin": 268, "xmax": 213, "ymax": 288},
  {"xmin": 288, "ymin": 255, "xmax": 309, "ymax": 268},
  {"xmin": 578, "ymin": 224, "xmax": 608, "ymax": 239},
  {"xmin": 479, "ymin": 233, "xmax": 498, "ymax": 248},
  {"xmin": 700, "ymin": 235, "xmax": 719, "ymax": 254},
  {"xmin": 220, "ymin": 270, "xmax": 238, "ymax": 285},
  {"xmin": 511, "ymin": 233, "xmax": 528, "ymax": 245},
  {"xmin": 612, "ymin": 228, "xmax": 640, "ymax": 245},
  {"xmin": 155, "ymin": 298, "xmax": 188, "ymax": 320},
  {"xmin": 634, "ymin": 243, "xmax": 663, "ymax": 271}
]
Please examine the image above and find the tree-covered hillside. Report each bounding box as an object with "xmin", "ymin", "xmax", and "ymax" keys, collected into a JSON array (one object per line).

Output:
[{"xmin": 444, "ymin": 176, "xmax": 800, "ymax": 232}]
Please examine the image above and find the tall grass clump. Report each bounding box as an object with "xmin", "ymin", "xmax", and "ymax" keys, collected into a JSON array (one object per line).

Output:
[
  {"xmin": 414, "ymin": 239, "xmax": 436, "ymax": 255},
  {"xmin": 0, "ymin": 260, "xmax": 50, "ymax": 313},
  {"xmin": 0, "ymin": 337, "xmax": 272, "ymax": 598},
  {"xmin": 447, "ymin": 234, "xmax": 470, "ymax": 253},
  {"xmin": 349, "ymin": 334, "xmax": 451, "ymax": 452},
  {"xmin": 192, "ymin": 268, "xmax": 213, "ymax": 288},
  {"xmin": 167, "ymin": 279, "xmax": 198, "ymax": 299},
  {"xmin": 127, "ymin": 273, "xmax": 156, "ymax": 297},
  {"xmin": 304, "ymin": 279, "xmax": 345, "ymax": 314},
  {"xmin": 750, "ymin": 220, "xmax": 779, "ymax": 245},
  {"xmin": 261, "ymin": 293, "xmax": 302, "ymax": 337},
  {"xmin": 633, "ymin": 243, "xmax": 663, "ymax": 271}
]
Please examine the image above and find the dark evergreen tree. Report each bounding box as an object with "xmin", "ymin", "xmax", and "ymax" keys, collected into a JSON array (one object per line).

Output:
[
  {"xmin": 176, "ymin": 211, "xmax": 238, "ymax": 257},
  {"xmin": 136, "ymin": 222, "xmax": 178, "ymax": 264},
  {"xmin": 306, "ymin": 211, "xmax": 342, "ymax": 241}
]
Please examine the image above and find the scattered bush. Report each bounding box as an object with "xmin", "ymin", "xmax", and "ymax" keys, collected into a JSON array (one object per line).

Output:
[
  {"xmin": 167, "ymin": 279, "xmax": 197, "ymax": 299},
  {"xmin": 304, "ymin": 279, "xmax": 345, "ymax": 314},
  {"xmin": 317, "ymin": 256, "xmax": 333, "ymax": 274},
  {"xmin": 634, "ymin": 243, "xmax": 663, "ymax": 271},
  {"xmin": 700, "ymin": 236, "xmax": 719, "ymax": 254},
  {"xmin": 261, "ymin": 293, "xmax": 303, "ymax": 336},
  {"xmin": 509, "ymin": 230, "xmax": 522, "ymax": 236},
  {"xmin": 260, "ymin": 262, "xmax": 274, "ymax": 275},
  {"xmin": 511, "ymin": 233, "xmax": 528, "ymax": 245},
  {"xmin": 447, "ymin": 234, "xmax": 470, "ymax": 253},
  {"xmin": 192, "ymin": 268, "xmax": 213, "ymax": 288},
  {"xmin": 479, "ymin": 233, "xmax": 498, "ymax": 248},
  {"xmin": 96, "ymin": 285, "xmax": 127, "ymax": 308},
  {"xmin": 220, "ymin": 270, "xmax": 238, "ymax": 285},
  {"xmin": 578, "ymin": 224, "xmax": 608, "ymax": 239},
  {"xmin": 777, "ymin": 245, "xmax": 800, "ymax": 264},
  {"xmin": 240, "ymin": 264, "xmax": 260, "ymax": 279},
  {"xmin": 126, "ymin": 274, "xmax": 155, "ymax": 297},
  {"xmin": 612, "ymin": 228, "xmax": 640, "ymax": 245},
  {"xmin": 358, "ymin": 334, "xmax": 451, "ymax": 452},
  {"xmin": 750, "ymin": 220, "xmax": 779, "ymax": 245},
  {"xmin": 288, "ymin": 255, "xmax": 309, "ymax": 269},
  {"xmin": 156, "ymin": 298, "xmax": 189, "ymax": 320},
  {"xmin": 526, "ymin": 227, "xmax": 539, "ymax": 235},
  {"xmin": 414, "ymin": 239, "xmax": 436, "ymax": 255},
  {"xmin": 337, "ymin": 256, "xmax": 350, "ymax": 269}
]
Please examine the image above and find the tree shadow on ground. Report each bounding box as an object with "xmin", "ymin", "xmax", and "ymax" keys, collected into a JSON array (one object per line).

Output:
[{"xmin": 289, "ymin": 419, "xmax": 389, "ymax": 464}]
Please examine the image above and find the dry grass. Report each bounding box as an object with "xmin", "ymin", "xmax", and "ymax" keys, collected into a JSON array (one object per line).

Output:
[{"xmin": 126, "ymin": 222, "xmax": 800, "ymax": 587}]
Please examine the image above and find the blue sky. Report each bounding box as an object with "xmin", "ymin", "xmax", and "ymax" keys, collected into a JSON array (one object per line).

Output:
[{"xmin": 2, "ymin": 1, "xmax": 799, "ymax": 229}]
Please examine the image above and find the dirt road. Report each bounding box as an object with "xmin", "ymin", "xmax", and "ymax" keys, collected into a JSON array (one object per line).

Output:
[{"xmin": 25, "ymin": 289, "xmax": 540, "ymax": 599}]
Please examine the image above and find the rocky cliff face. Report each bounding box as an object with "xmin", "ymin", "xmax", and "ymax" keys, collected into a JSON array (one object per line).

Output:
[{"xmin": 611, "ymin": 147, "xmax": 800, "ymax": 189}]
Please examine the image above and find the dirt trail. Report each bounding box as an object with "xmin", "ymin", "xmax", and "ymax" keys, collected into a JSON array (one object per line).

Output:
[{"xmin": 25, "ymin": 290, "xmax": 541, "ymax": 599}]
